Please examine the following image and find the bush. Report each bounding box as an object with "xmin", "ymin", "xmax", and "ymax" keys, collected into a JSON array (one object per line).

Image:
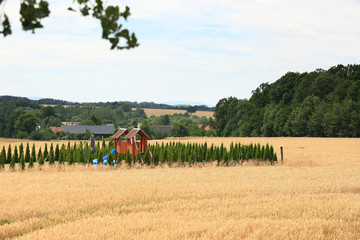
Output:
[{"xmin": 29, "ymin": 129, "xmax": 55, "ymax": 141}]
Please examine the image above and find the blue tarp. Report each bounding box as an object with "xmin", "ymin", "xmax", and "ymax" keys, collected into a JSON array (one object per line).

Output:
[{"xmin": 93, "ymin": 149, "xmax": 117, "ymax": 164}]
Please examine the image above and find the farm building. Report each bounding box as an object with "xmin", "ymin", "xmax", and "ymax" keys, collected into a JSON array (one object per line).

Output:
[{"xmin": 60, "ymin": 124, "xmax": 115, "ymax": 136}]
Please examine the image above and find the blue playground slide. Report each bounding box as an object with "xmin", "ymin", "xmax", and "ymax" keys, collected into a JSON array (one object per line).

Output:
[{"xmin": 92, "ymin": 149, "xmax": 117, "ymax": 166}]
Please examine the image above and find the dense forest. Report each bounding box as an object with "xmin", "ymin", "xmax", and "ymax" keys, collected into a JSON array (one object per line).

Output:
[{"xmin": 214, "ymin": 64, "xmax": 360, "ymax": 137}]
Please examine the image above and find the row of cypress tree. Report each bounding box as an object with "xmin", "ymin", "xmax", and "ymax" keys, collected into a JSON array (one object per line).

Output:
[
  {"xmin": 0, "ymin": 141, "xmax": 277, "ymax": 170},
  {"xmin": 148, "ymin": 142, "xmax": 277, "ymax": 166}
]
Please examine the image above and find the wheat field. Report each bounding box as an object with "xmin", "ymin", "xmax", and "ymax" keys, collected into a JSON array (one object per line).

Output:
[
  {"xmin": 0, "ymin": 137, "xmax": 360, "ymax": 239},
  {"xmin": 132, "ymin": 108, "xmax": 214, "ymax": 118}
]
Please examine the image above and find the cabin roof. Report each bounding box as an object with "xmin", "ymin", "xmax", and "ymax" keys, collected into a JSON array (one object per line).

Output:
[
  {"xmin": 112, "ymin": 128, "xmax": 130, "ymax": 139},
  {"xmin": 124, "ymin": 128, "xmax": 150, "ymax": 139}
]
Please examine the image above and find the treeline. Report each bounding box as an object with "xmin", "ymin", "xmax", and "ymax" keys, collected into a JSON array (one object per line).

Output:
[
  {"xmin": 0, "ymin": 96, "xmax": 214, "ymax": 111},
  {"xmin": 0, "ymin": 99, "xmax": 147, "ymax": 140},
  {"xmin": 215, "ymin": 64, "xmax": 360, "ymax": 137},
  {"xmin": 0, "ymin": 141, "xmax": 277, "ymax": 170},
  {"xmin": 0, "ymin": 99, "xmax": 214, "ymax": 140}
]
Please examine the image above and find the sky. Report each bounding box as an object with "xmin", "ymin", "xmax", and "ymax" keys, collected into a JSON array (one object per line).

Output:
[{"xmin": 1, "ymin": 0, "xmax": 360, "ymax": 107}]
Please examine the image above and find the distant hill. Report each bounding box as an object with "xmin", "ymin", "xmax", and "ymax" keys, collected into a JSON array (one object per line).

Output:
[{"xmin": 0, "ymin": 96, "xmax": 214, "ymax": 111}]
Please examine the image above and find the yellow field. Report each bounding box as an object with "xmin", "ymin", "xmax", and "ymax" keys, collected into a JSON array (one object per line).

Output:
[
  {"xmin": 132, "ymin": 108, "xmax": 214, "ymax": 118},
  {"xmin": 1, "ymin": 137, "xmax": 360, "ymax": 239}
]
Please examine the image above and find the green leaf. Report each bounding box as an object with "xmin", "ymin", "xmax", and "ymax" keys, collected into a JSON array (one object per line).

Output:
[{"xmin": 0, "ymin": 14, "xmax": 12, "ymax": 37}]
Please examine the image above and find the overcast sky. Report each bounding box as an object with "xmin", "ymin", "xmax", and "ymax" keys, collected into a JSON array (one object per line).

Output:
[{"xmin": 1, "ymin": 0, "xmax": 359, "ymax": 106}]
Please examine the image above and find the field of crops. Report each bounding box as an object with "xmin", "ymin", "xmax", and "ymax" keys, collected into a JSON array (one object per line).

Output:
[
  {"xmin": 1, "ymin": 137, "xmax": 360, "ymax": 239},
  {"xmin": 133, "ymin": 108, "xmax": 214, "ymax": 118}
]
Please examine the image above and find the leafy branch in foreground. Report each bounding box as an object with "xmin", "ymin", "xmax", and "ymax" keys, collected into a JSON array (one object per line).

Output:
[{"xmin": 0, "ymin": 0, "xmax": 138, "ymax": 50}]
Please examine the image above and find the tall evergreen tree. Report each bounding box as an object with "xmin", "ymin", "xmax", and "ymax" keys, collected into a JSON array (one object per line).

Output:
[
  {"xmin": 28, "ymin": 154, "xmax": 34, "ymax": 168},
  {"xmin": 43, "ymin": 143, "xmax": 48, "ymax": 162},
  {"xmin": 223, "ymin": 149, "xmax": 229, "ymax": 166},
  {"xmin": 59, "ymin": 145, "xmax": 65, "ymax": 164},
  {"xmin": 159, "ymin": 149, "xmax": 164, "ymax": 165},
  {"xmin": 68, "ymin": 149, "xmax": 74, "ymax": 165},
  {"xmin": 13, "ymin": 145, "xmax": 19, "ymax": 163},
  {"xmin": 55, "ymin": 144, "xmax": 60, "ymax": 162},
  {"xmin": 9, "ymin": 152, "xmax": 15, "ymax": 170},
  {"xmin": 6, "ymin": 145, "xmax": 11, "ymax": 164},
  {"xmin": 20, "ymin": 152, "xmax": 25, "ymax": 170},
  {"xmin": 19, "ymin": 143, "xmax": 24, "ymax": 159},
  {"xmin": 144, "ymin": 148, "xmax": 151, "ymax": 165},
  {"xmin": 79, "ymin": 147, "xmax": 85, "ymax": 164},
  {"xmin": 0, "ymin": 146, "xmax": 5, "ymax": 169},
  {"xmin": 108, "ymin": 151, "xmax": 114, "ymax": 166},
  {"xmin": 125, "ymin": 149, "xmax": 132, "ymax": 166},
  {"xmin": 31, "ymin": 144, "xmax": 36, "ymax": 162},
  {"xmin": 25, "ymin": 143, "xmax": 30, "ymax": 163},
  {"xmin": 270, "ymin": 145, "xmax": 275, "ymax": 161},
  {"xmin": 38, "ymin": 154, "xmax": 44, "ymax": 166},
  {"xmin": 37, "ymin": 147, "xmax": 43, "ymax": 163},
  {"xmin": 135, "ymin": 150, "xmax": 141, "ymax": 164},
  {"xmin": 49, "ymin": 143, "xmax": 54, "ymax": 163}
]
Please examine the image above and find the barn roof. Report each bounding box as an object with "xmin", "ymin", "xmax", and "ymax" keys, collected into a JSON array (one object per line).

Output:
[
  {"xmin": 62, "ymin": 124, "xmax": 115, "ymax": 134},
  {"xmin": 112, "ymin": 128, "xmax": 129, "ymax": 139},
  {"xmin": 124, "ymin": 128, "xmax": 150, "ymax": 139}
]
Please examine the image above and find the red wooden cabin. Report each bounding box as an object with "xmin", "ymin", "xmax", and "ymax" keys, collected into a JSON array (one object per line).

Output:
[{"xmin": 112, "ymin": 128, "xmax": 151, "ymax": 161}]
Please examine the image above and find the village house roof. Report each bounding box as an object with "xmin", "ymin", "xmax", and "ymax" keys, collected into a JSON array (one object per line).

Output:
[
  {"xmin": 62, "ymin": 124, "xmax": 115, "ymax": 135},
  {"xmin": 49, "ymin": 126, "xmax": 62, "ymax": 133},
  {"xmin": 150, "ymin": 125, "xmax": 173, "ymax": 134}
]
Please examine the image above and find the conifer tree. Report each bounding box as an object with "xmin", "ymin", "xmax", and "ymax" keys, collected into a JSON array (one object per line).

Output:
[
  {"xmin": 125, "ymin": 149, "xmax": 132, "ymax": 166},
  {"xmin": 59, "ymin": 145, "xmax": 65, "ymax": 164},
  {"xmin": 159, "ymin": 149, "xmax": 164, "ymax": 165},
  {"xmin": 19, "ymin": 143, "xmax": 24, "ymax": 159},
  {"xmin": 205, "ymin": 148, "xmax": 211, "ymax": 162},
  {"xmin": 38, "ymin": 154, "xmax": 44, "ymax": 166},
  {"xmin": 0, "ymin": 146, "xmax": 5, "ymax": 169},
  {"xmin": 144, "ymin": 148, "xmax": 151, "ymax": 165},
  {"xmin": 68, "ymin": 149, "xmax": 74, "ymax": 165},
  {"xmin": 67, "ymin": 141, "xmax": 71, "ymax": 153},
  {"xmin": 261, "ymin": 146, "xmax": 266, "ymax": 161},
  {"xmin": 79, "ymin": 147, "xmax": 84, "ymax": 164},
  {"xmin": 177, "ymin": 148, "xmax": 182, "ymax": 165},
  {"xmin": 254, "ymin": 145, "xmax": 260, "ymax": 160},
  {"xmin": 49, "ymin": 143, "xmax": 54, "ymax": 163},
  {"xmin": 13, "ymin": 145, "xmax": 19, "ymax": 163},
  {"xmin": 108, "ymin": 151, "xmax": 114, "ymax": 166},
  {"xmin": 219, "ymin": 143, "xmax": 224, "ymax": 159},
  {"xmin": 20, "ymin": 152, "xmax": 25, "ymax": 170},
  {"xmin": 25, "ymin": 143, "xmax": 30, "ymax": 163},
  {"xmin": 29, "ymin": 154, "xmax": 34, "ymax": 168},
  {"xmin": 10, "ymin": 153, "xmax": 15, "ymax": 170},
  {"xmin": 135, "ymin": 150, "xmax": 141, "ymax": 164},
  {"xmin": 31, "ymin": 144, "xmax": 36, "ymax": 162},
  {"xmin": 273, "ymin": 152, "xmax": 278, "ymax": 162},
  {"xmin": 49, "ymin": 152, "xmax": 54, "ymax": 165},
  {"xmin": 37, "ymin": 147, "xmax": 43, "ymax": 163},
  {"xmin": 55, "ymin": 144, "xmax": 60, "ymax": 162},
  {"xmin": 223, "ymin": 149, "xmax": 229, "ymax": 166},
  {"xmin": 43, "ymin": 143, "xmax": 48, "ymax": 161},
  {"xmin": 264, "ymin": 144, "xmax": 271, "ymax": 160},
  {"xmin": 6, "ymin": 144, "xmax": 11, "ymax": 164},
  {"xmin": 270, "ymin": 145, "xmax": 275, "ymax": 161}
]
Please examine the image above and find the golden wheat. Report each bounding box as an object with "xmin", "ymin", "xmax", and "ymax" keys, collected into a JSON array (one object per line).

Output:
[
  {"xmin": 0, "ymin": 137, "xmax": 359, "ymax": 239},
  {"xmin": 132, "ymin": 108, "xmax": 214, "ymax": 118}
]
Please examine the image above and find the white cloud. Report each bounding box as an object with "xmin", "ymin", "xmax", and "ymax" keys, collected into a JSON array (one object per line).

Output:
[{"xmin": 1, "ymin": 0, "xmax": 360, "ymax": 105}]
